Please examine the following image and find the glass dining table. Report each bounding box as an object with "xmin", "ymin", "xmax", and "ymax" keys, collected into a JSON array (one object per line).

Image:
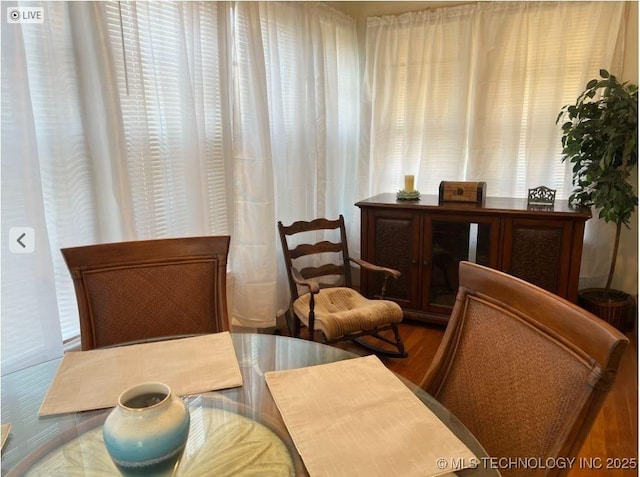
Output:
[{"xmin": 1, "ymin": 333, "xmax": 499, "ymax": 476}]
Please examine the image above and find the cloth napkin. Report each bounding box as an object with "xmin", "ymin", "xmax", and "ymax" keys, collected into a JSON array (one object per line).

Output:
[
  {"xmin": 40, "ymin": 332, "xmax": 242, "ymax": 416},
  {"xmin": 265, "ymin": 355, "xmax": 477, "ymax": 477}
]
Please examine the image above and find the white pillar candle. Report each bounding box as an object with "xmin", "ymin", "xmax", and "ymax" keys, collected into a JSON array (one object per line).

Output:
[{"xmin": 404, "ymin": 175, "xmax": 415, "ymax": 192}]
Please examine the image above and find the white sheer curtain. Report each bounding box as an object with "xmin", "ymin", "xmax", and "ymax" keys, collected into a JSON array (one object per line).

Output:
[
  {"xmin": 360, "ymin": 1, "xmax": 627, "ymax": 286},
  {"xmin": 1, "ymin": 1, "xmax": 359, "ymax": 373},
  {"xmin": 1, "ymin": 4, "xmax": 66, "ymax": 373},
  {"xmin": 231, "ymin": 2, "xmax": 360, "ymax": 321},
  {"xmin": 2, "ymin": 2, "xmax": 142, "ymax": 375},
  {"xmin": 101, "ymin": 2, "xmax": 232, "ymax": 239}
]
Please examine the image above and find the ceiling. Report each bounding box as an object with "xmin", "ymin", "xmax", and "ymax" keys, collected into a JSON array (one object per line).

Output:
[{"xmin": 330, "ymin": 1, "xmax": 473, "ymax": 19}]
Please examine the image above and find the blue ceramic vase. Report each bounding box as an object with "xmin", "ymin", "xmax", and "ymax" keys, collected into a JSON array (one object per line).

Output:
[{"xmin": 103, "ymin": 382, "xmax": 190, "ymax": 476}]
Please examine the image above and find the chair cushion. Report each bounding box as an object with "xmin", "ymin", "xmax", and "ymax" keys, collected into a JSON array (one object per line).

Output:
[{"xmin": 293, "ymin": 287, "xmax": 403, "ymax": 340}]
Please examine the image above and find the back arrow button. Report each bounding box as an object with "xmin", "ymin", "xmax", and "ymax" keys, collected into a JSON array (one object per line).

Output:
[{"xmin": 17, "ymin": 233, "xmax": 26, "ymax": 248}]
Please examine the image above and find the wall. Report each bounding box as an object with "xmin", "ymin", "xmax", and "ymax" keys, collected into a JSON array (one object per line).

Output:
[
  {"xmin": 614, "ymin": 1, "xmax": 638, "ymax": 295},
  {"xmin": 332, "ymin": 1, "xmax": 639, "ymax": 296}
]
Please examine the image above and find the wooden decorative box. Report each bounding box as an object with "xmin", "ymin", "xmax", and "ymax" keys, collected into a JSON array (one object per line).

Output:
[{"xmin": 438, "ymin": 181, "xmax": 486, "ymax": 204}]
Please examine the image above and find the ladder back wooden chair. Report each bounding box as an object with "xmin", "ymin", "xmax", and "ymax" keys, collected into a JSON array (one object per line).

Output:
[
  {"xmin": 421, "ymin": 261, "xmax": 629, "ymax": 477},
  {"xmin": 278, "ymin": 215, "xmax": 407, "ymax": 357},
  {"xmin": 62, "ymin": 236, "xmax": 230, "ymax": 350}
]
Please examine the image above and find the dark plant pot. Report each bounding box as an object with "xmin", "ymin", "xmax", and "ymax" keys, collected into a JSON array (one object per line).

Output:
[{"xmin": 578, "ymin": 288, "xmax": 633, "ymax": 332}]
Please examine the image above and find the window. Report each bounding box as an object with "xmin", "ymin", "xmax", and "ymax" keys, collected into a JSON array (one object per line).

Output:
[
  {"xmin": 2, "ymin": 1, "xmax": 359, "ymax": 373},
  {"xmin": 103, "ymin": 2, "xmax": 231, "ymax": 237},
  {"xmin": 362, "ymin": 2, "xmax": 627, "ymax": 199}
]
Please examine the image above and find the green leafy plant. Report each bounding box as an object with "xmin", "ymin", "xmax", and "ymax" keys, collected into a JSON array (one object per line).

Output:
[{"xmin": 557, "ymin": 69, "xmax": 638, "ymax": 290}]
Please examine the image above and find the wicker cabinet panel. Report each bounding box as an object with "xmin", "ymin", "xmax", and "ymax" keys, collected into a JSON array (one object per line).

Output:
[
  {"xmin": 502, "ymin": 219, "xmax": 575, "ymax": 300},
  {"xmin": 360, "ymin": 210, "xmax": 421, "ymax": 310},
  {"xmin": 510, "ymin": 227, "xmax": 562, "ymax": 293},
  {"xmin": 373, "ymin": 217, "xmax": 413, "ymax": 301}
]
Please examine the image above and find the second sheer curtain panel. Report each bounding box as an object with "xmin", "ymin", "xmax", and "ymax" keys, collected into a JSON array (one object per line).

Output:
[{"xmin": 359, "ymin": 1, "xmax": 627, "ymax": 285}]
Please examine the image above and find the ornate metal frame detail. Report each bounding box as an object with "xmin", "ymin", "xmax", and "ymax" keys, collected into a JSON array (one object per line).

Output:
[{"xmin": 527, "ymin": 185, "xmax": 556, "ymax": 205}]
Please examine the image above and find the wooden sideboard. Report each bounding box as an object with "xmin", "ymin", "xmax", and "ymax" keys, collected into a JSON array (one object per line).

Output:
[{"xmin": 356, "ymin": 193, "xmax": 591, "ymax": 325}]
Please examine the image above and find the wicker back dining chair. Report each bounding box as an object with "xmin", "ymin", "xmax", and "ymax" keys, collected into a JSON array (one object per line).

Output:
[
  {"xmin": 62, "ymin": 236, "xmax": 230, "ymax": 350},
  {"xmin": 278, "ymin": 215, "xmax": 406, "ymax": 357},
  {"xmin": 421, "ymin": 262, "xmax": 629, "ymax": 477}
]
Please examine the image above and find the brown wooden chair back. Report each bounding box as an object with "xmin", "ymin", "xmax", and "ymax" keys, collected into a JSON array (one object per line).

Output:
[
  {"xmin": 279, "ymin": 216, "xmax": 352, "ymax": 301},
  {"xmin": 62, "ymin": 236, "xmax": 230, "ymax": 350},
  {"xmin": 421, "ymin": 261, "xmax": 629, "ymax": 477}
]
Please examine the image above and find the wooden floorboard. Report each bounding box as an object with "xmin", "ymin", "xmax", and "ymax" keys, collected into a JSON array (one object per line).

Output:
[{"xmin": 289, "ymin": 320, "xmax": 638, "ymax": 475}]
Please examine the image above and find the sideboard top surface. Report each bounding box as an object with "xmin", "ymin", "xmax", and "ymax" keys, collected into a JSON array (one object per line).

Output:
[{"xmin": 355, "ymin": 193, "xmax": 592, "ymax": 220}]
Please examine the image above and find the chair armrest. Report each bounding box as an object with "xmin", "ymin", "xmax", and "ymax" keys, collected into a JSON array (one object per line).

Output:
[
  {"xmin": 291, "ymin": 267, "xmax": 320, "ymax": 294},
  {"xmin": 350, "ymin": 257, "xmax": 401, "ymax": 280}
]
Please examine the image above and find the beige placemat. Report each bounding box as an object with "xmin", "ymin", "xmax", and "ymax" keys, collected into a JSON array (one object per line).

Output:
[
  {"xmin": 265, "ymin": 355, "xmax": 477, "ymax": 477},
  {"xmin": 1, "ymin": 423, "xmax": 10, "ymax": 450},
  {"xmin": 40, "ymin": 332, "xmax": 242, "ymax": 416}
]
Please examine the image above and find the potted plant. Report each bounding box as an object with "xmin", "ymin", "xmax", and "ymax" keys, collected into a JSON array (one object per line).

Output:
[{"xmin": 557, "ymin": 69, "xmax": 638, "ymax": 330}]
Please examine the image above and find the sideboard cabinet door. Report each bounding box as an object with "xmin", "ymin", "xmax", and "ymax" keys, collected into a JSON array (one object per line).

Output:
[
  {"xmin": 424, "ymin": 214, "xmax": 500, "ymax": 317},
  {"xmin": 501, "ymin": 218, "xmax": 583, "ymax": 302},
  {"xmin": 360, "ymin": 208, "xmax": 422, "ymax": 310}
]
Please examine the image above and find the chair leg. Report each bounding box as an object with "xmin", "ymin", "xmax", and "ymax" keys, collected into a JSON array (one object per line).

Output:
[
  {"xmin": 352, "ymin": 324, "xmax": 408, "ymax": 358},
  {"xmin": 285, "ymin": 310, "xmax": 301, "ymax": 338},
  {"xmin": 391, "ymin": 323, "xmax": 406, "ymax": 356}
]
